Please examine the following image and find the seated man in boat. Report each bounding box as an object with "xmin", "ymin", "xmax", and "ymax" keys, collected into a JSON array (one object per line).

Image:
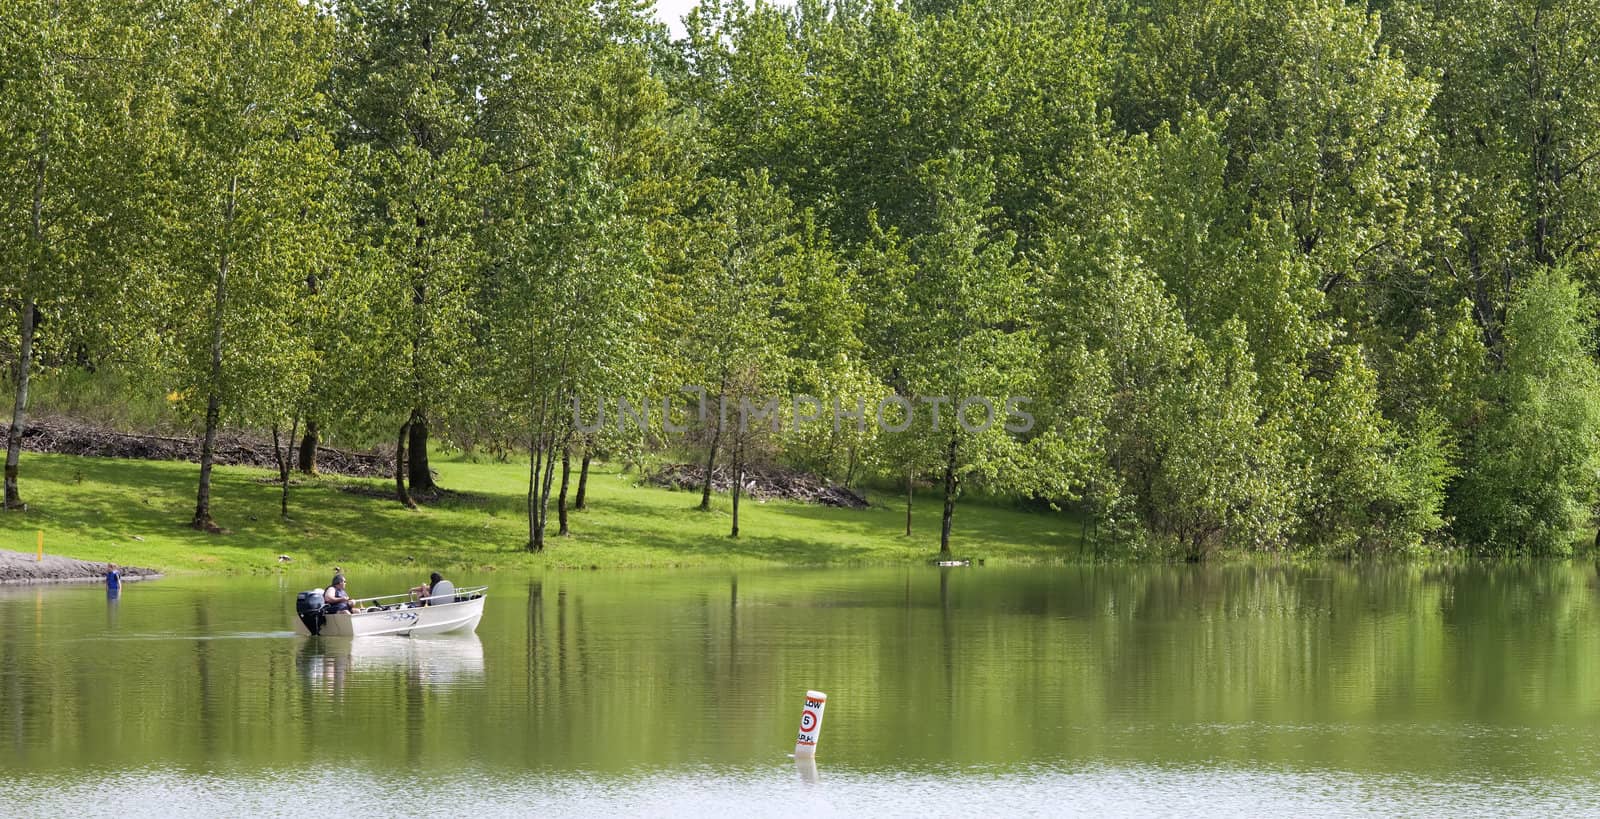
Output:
[
  {"xmin": 410, "ymin": 572, "xmax": 445, "ymax": 605},
  {"xmin": 323, "ymin": 574, "xmax": 361, "ymax": 614}
]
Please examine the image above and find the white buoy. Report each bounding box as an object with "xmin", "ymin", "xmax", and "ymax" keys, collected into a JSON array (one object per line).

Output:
[{"xmin": 794, "ymin": 689, "xmax": 827, "ymax": 757}]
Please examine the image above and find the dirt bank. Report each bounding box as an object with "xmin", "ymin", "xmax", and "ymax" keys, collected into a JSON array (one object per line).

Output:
[{"xmin": 0, "ymin": 549, "xmax": 161, "ymax": 585}]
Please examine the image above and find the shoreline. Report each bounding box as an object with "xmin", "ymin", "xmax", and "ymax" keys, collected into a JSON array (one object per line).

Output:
[
  {"xmin": 0, "ymin": 549, "xmax": 162, "ymax": 585},
  {"xmin": 17, "ymin": 451, "xmax": 1569, "ymax": 574}
]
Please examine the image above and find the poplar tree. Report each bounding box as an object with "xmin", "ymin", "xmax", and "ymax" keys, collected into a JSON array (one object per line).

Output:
[
  {"xmin": 163, "ymin": 0, "xmax": 341, "ymax": 531},
  {"xmin": 1, "ymin": 0, "xmax": 162, "ymax": 511},
  {"xmin": 899, "ymin": 154, "xmax": 1035, "ymax": 555}
]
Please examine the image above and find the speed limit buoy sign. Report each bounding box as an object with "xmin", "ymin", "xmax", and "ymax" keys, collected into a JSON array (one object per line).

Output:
[{"xmin": 794, "ymin": 690, "xmax": 828, "ymax": 757}]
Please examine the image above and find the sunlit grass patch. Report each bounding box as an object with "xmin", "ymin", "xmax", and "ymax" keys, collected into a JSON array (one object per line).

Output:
[{"xmin": 0, "ymin": 451, "xmax": 1087, "ymax": 575}]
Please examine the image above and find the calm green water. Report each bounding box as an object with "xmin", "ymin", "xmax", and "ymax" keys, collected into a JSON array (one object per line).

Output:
[{"xmin": 4, "ymin": 564, "xmax": 1600, "ymax": 815}]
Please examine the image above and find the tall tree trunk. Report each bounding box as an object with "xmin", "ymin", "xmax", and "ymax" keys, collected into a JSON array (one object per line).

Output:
[
  {"xmin": 905, "ymin": 467, "xmax": 914, "ymax": 537},
  {"xmin": 939, "ymin": 435, "xmax": 958, "ymax": 556},
  {"xmin": 525, "ymin": 368, "xmax": 559, "ymax": 551},
  {"xmin": 3, "ymin": 301, "xmax": 35, "ymax": 511},
  {"xmin": 408, "ymin": 408, "xmax": 437, "ymax": 493},
  {"xmin": 527, "ymin": 430, "xmax": 545, "ymax": 552},
  {"xmin": 193, "ymin": 176, "xmax": 235, "ymax": 534},
  {"xmin": 699, "ymin": 378, "xmax": 726, "ymax": 511},
  {"xmin": 395, "ymin": 419, "xmax": 415, "ymax": 509},
  {"xmin": 273, "ymin": 415, "xmax": 298, "ymax": 518},
  {"xmin": 528, "ymin": 323, "xmax": 575, "ymax": 550},
  {"xmin": 1530, "ymin": 52, "xmax": 1557, "ymax": 267},
  {"xmin": 557, "ymin": 445, "xmax": 572, "ymax": 536},
  {"xmin": 730, "ymin": 440, "xmax": 743, "ymax": 538},
  {"xmin": 273, "ymin": 423, "xmax": 285, "ymax": 513},
  {"xmin": 699, "ymin": 418, "xmax": 722, "ymax": 512},
  {"xmin": 286, "ymin": 416, "xmax": 298, "ymax": 516},
  {"xmin": 297, "ymin": 419, "xmax": 319, "ymax": 474},
  {"xmin": 193, "ymin": 388, "xmax": 223, "ymax": 531},
  {"xmin": 536, "ymin": 433, "xmax": 563, "ymax": 547},
  {"xmin": 574, "ymin": 446, "xmax": 592, "ymax": 510},
  {"xmin": 6, "ymin": 125, "xmax": 48, "ymax": 511}
]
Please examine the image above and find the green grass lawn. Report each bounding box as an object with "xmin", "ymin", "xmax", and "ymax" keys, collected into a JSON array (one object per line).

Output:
[{"xmin": 0, "ymin": 452, "xmax": 1088, "ymax": 575}]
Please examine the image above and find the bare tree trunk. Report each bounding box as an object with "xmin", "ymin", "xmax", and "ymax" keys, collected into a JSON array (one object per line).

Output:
[
  {"xmin": 273, "ymin": 415, "xmax": 299, "ymax": 518},
  {"xmin": 526, "ymin": 364, "xmax": 558, "ymax": 551},
  {"xmin": 529, "ymin": 327, "xmax": 576, "ymax": 549},
  {"xmin": 699, "ymin": 378, "xmax": 725, "ymax": 511},
  {"xmin": 3, "ymin": 301, "xmax": 35, "ymax": 511},
  {"xmin": 285, "ymin": 416, "xmax": 299, "ymax": 516},
  {"xmin": 273, "ymin": 424, "xmax": 285, "ymax": 512},
  {"xmin": 536, "ymin": 432, "xmax": 563, "ymax": 546},
  {"xmin": 408, "ymin": 241, "xmax": 437, "ymax": 495},
  {"xmin": 527, "ymin": 430, "xmax": 544, "ymax": 552},
  {"xmin": 905, "ymin": 467, "xmax": 913, "ymax": 537},
  {"xmin": 730, "ymin": 440, "xmax": 743, "ymax": 538},
  {"xmin": 297, "ymin": 419, "xmax": 319, "ymax": 474},
  {"xmin": 939, "ymin": 435, "xmax": 958, "ymax": 555},
  {"xmin": 1530, "ymin": 51, "xmax": 1557, "ymax": 268},
  {"xmin": 408, "ymin": 408, "xmax": 437, "ymax": 493},
  {"xmin": 192, "ymin": 388, "xmax": 223, "ymax": 531},
  {"xmin": 395, "ymin": 419, "xmax": 415, "ymax": 509},
  {"xmin": 557, "ymin": 444, "xmax": 571, "ymax": 536},
  {"xmin": 699, "ymin": 418, "xmax": 721, "ymax": 512},
  {"xmin": 6, "ymin": 127, "xmax": 48, "ymax": 512},
  {"xmin": 574, "ymin": 446, "xmax": 592, "ymax": 510},
  {"xmin": 193, "ymin": 176, "xmax": 236, "ymax": 534}
]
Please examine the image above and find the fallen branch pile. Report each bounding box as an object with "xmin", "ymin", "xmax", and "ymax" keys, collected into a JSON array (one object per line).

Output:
[
  {"xmin": 647, "ymin": 462, "xmax": 868, "ymax": 508},
  {"xmin": 2, "ymin": 415, "xmax": 393, "ymax": 478}
]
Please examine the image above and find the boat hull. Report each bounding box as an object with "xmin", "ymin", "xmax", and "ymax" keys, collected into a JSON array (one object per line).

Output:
[{"xmin": 292, "ymin": 596, "xmax": 485, "ymax": 637}]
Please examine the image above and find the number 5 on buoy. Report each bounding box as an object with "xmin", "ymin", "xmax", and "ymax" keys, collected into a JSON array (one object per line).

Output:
[{"xmin": 794, "ymin": 690, "xmax": 827, "ymax": 757}]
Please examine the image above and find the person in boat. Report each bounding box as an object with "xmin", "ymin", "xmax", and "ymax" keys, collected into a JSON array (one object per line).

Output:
[
  {"xmin": 410, "ymin": 572, "xmax": 445, "ymax": 605},
  {"xmin": 323, "ymin": 574, "xmax": 361, "ymax": 614}
]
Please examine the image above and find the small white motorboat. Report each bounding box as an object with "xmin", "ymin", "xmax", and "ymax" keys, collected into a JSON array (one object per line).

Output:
[{"xmin": 292, "ymin": 581, "xmax": 488, "ymax": 637}]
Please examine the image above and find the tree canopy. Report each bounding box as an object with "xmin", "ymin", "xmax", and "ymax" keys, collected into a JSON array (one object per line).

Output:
[{"xmin": 5, "ymin": 0, "xmax": 1600, "ymax": 557}]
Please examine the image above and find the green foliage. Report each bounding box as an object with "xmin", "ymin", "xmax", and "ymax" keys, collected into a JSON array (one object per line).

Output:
[
  {"xmin": 157, "ymin": 0, "xmax": 339, "ymax": 410},
  {"xmin": 679, "ymin": 170, "xmax": 798, "ymax": 391},
  {"xmin": 11, "ymin": 0, "xmax": 1600, "ymax": 558},
  {"xmin": 3, "ymin": 368, "xmax": 180, "ymax": 434},
  {"xmin": 1452, "ymin": 268, "xmax": 1600, "ymax": 555},
  {"xmin": 0, "ymin": 0, "xmax": 167, "ymax": 365},
  {"xmin": 683, "ymin": 0, "xmax": 1107, "ymax": 245}
]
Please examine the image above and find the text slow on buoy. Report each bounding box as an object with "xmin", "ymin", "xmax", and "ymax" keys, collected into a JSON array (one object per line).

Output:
[{"xmin": 794, "ymin": 690, "xmax": 827, "ymax": 757}]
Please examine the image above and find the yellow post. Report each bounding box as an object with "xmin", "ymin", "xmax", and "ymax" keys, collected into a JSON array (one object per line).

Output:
[{"xmin": 36, "ymin": 530, "xmax": 43, "ymax": 561}]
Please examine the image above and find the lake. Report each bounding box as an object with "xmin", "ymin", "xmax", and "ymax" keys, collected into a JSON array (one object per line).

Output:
[{"xmin": 3, "ymin": 564, "xmax": 1600, "ymax": 816}]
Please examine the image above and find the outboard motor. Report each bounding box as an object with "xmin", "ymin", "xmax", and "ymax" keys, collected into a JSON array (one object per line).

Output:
[{"xmin": 296, "ymin": 589, "xmax": 326, "ymax": 635}]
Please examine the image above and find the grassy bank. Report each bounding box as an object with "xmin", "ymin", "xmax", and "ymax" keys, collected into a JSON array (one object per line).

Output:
[{"xmin": 0, "ymin": 452, "xmax": 1086, "ymax": 574}]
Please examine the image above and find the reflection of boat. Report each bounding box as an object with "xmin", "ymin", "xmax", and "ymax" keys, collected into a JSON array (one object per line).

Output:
[
  {"xmin": 291, "ymin": 583, "xmax": 488, "ymax": 637},
  {"xmin": 349, "ymin": 633, "xmax": 485, "ymax": 681},
  {"xmin": 298, "ymin": 634, "xmax": 485, "ymax": 689}
]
